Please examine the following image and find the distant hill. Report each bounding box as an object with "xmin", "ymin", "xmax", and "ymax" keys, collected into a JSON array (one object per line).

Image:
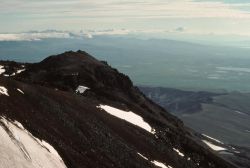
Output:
[{"xmin": 140, "ymin": 86, "xmax": 250, "ymax": 168}]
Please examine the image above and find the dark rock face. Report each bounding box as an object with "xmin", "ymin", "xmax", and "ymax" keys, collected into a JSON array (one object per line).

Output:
[
  {"xmin": 0, "ymin": 51, "xmax": 237, "ymax": 168},
  {"xmin": 18, "ymin": 50, "xmax": 132, "ymax": 91}
]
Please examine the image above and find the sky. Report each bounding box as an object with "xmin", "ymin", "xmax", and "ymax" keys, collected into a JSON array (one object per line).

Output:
[{"xmin": 1, "ymin": 0, "xmax": 250, "ymax": 45}]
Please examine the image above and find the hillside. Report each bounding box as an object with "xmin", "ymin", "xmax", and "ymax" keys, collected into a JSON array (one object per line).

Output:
[{"xmin": 0, "ymin": 51, "xmax": 237, "ymax": 168}]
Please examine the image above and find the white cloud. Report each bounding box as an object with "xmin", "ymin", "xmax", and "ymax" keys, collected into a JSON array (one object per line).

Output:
[
  {"xmin": 64, "ymin": 1, "xmax": 250, "ymax": 19},
  {"xmin": 66, "ymin": 1, "xmax": 250, "ymax": 19},
  {"xmin": 89, "ymin": 29, "xmax": 132, "ymax": 35},
  {"xmin": 1, "ymin": 0, "xmax": 250, "ymax": 19},
  {"xmin": 1, "ymin": 0, "xmax": 250, "ymax": 38},
  {"xmin": 0, "ymin": 29, "xmax": 141, "ymax": 41},
  {"xmin": 0, "ymin": 30, "xmax": 91, "ymax": 41}
]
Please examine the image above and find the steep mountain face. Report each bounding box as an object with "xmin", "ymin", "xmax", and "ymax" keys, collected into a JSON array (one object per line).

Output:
[{"xmin": 0, "ymin": 51, "xmax": 237, "ymax": 168}]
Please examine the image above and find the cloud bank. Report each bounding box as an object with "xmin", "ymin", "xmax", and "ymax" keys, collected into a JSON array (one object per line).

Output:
[
  {"xmin": 1, "ymin": 0, "xmax": 250, "ymax": 19},
  {"xmin": 1, "ymin": 0, "xmax": 250, "ymax": 41},
  {"xmin": 0, "ymin": 29, "xmax": 132, "ymax": 41}
]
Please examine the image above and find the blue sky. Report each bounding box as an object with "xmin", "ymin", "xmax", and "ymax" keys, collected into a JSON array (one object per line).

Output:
[{"xmin": 1, "ymin": 0, "xmax": 250, "ymax": 45}]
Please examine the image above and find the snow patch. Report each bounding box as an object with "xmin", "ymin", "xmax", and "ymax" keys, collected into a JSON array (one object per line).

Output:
[
  {"xmin": 152, "ymin": 160, "xmax": 172, "ymax": 168},
  {"xmin": 235, "ymin": 110, "xmax": 247, "ymax": 115},
  {"xmin": 75, "ymin": 85, "xmax": 89, "ymax": 94},
  {"xmin": 97, "ymin": 105, "xmax": 155, "ymax": 134},
  {"xmin": 16, "ymin": 69, "xmax": 26, "ymax": 74},
  {"xmin": 17, "ymin": 88, "xmax": 24, "ymax": 94},
  {"xmin": 137, "ymin": 152, "xmax": 148, "ymax": 160},
  {"xmin": 0, "ymin": 86, "xmax": 9, "ymax": 96},
  {"xmin": 0, "ymin": 65, "xmax": 5, "ymax": 75},
  {"xmin": 34, "ymin": 139, "xmax": 62, "ymax": 160},
  {"xmin": 0, "ymin": 117, "xmax": 67, "ymax": 168},
  {"xmin": 173, "ymin": 148, "xmax": 184, "ymax": 157},
  {"xmin": 10, "ymin": 72, "xmax": 16, "ymax": 76},
  {"xmin": 202, "ymin": 134, "xmax": 224, "ymax": 144},
  {"xmin": 137, "ymin": 153, "xmax": 172, "ymax": 168},
  {"xmin": 13, "ymin": 121, "xmax": 25, "ymax": 130},
  {"xmin": 202, "ymin": 140, "xmax": 226, "ymax": 151}
]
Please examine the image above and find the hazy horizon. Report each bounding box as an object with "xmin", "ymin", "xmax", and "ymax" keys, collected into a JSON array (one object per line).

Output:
[
  {"xmin": 2, "ymin": 0, "xmax": 250, "ymax": 47},
  {"xmin": 2, "ymin": 0, "xmax": 250, "ymax": 92}
]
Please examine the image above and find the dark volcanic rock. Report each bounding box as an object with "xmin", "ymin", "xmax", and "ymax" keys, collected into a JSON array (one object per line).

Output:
[{"xmin": 0, "ymin": 51, "xmax": 237, "ymax": 168}]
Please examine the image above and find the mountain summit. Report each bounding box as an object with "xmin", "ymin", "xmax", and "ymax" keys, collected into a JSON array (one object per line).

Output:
[{"xmin": 0, "ymin": 51, "xmax": 237, "ymax": 168}]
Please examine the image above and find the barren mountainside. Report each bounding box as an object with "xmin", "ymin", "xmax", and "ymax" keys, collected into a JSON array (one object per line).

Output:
[{"xmin": 0, "ymin": 51, "xmax": 237, "ymax": 168}]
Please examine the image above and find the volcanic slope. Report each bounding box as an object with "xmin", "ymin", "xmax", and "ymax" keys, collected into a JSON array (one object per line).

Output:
[{"xmin": 0, "ymin": 51, "xmax": 237, "ymax": 168}]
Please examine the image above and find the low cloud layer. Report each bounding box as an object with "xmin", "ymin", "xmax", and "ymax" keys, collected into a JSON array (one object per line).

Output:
[
  {"xmin": 0, "ymin": 31, "xmax": 73, "ymax": 41},
  {"xmin": 1, "ymin": 0, "xmax": 250, "ymax": 40},
  {"xmin": 1, "ymin": 0, "xmax": 250, "ymax": 19},
  {"xmin": 0, "ymin": 29, "xmax": 131, "ymax": 41}
]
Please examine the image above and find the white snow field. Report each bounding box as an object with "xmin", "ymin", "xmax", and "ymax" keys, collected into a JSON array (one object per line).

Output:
[
  {"xmin": 0, "ymin": 65, "xmax": 5, "ymax": 74},
  {"xmin": 202, "ymin": 134, "xmax": 224, "ymax": 144},
  {"xmin": 137, "ymin": 152, "xmax": 173, "ymax": 168},
  {"xmin": 17, "ymin": 88, "xmax": 24, "ymax": 94},
  {"xmin": 97, "ymin": 105, "xmax": 155, "ymax": 134},
  {"xmin": 0, "ymin": 86, "xmax": 9, "ymax": 96},
  {"xmin": 202, "ymin": 140, "xmax": 226, "ymax": 151},
  {"xmin": 0, "ymin": 117, "xmax": 67, "ymax": 168},
  {"xmin": 173, "ymin": 148, "xmax": 185, "ymax": 157},
  {"xmin": 75, "ymin": 85, "xmax": 89, "ymax": 94},
  {"xmin": 16, "ymin": 69, "xmax": 26, "ymax": 74}
]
